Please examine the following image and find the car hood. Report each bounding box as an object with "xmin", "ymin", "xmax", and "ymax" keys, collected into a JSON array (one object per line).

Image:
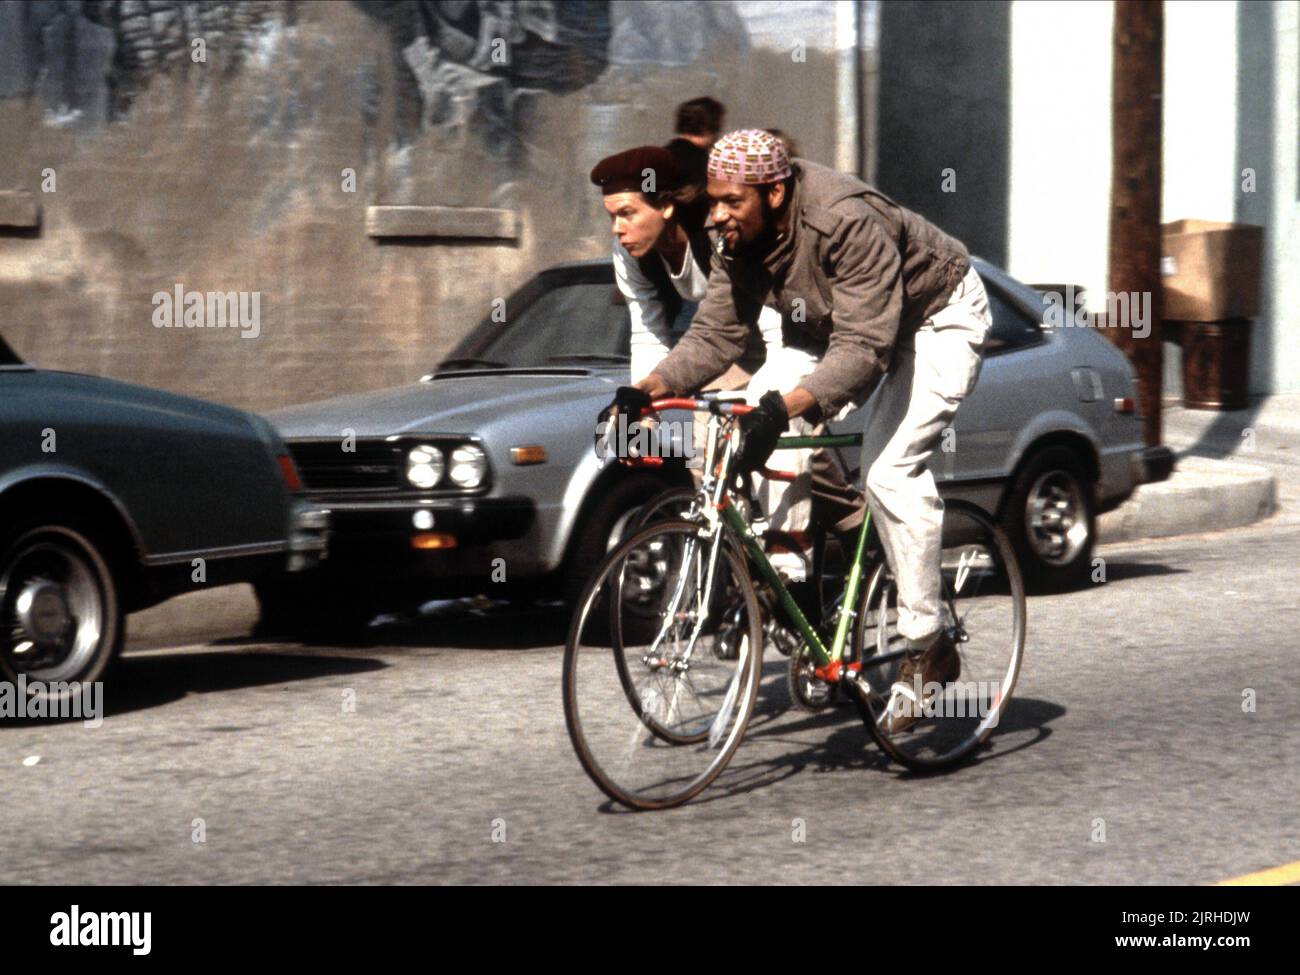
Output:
[
  {"xmin": 266, "ymin": 369, "xmax": 619, "ymax": 439},
  {"xmin": 35, "ymin": 369, "xmax": 257, "ymax": 431}
]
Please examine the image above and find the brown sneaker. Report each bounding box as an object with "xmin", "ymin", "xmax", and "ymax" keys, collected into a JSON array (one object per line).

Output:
[{"xmin": 882, "ymin": 630, "xmax": 961, "ymax": 735}]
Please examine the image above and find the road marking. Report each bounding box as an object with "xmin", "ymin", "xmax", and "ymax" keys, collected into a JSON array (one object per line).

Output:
[{"xmin": 1216, "ymin": 860, "xmax": 1300, "ymax": 886}]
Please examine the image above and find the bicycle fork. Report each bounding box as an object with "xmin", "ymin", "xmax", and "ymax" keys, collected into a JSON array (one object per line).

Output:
[{"xmin": 641, "ymin": 520, "xmax": 726, "ymax": 671}]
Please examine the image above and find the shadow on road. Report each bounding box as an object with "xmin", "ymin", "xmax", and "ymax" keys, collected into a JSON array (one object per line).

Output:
[
  {"xmin": 1038, "ymin": 560, "xmax": 1189, "ymax": 595},
  {"xmin": 2, "ymin": 650, "xmax": 388, "ymax": 727},
  {"xmin": 1093, "ymin": 561, "xmax": 1189, "ymax": 584},
  {"xmin": 704, "ymin": 696, "xmax": 1062, "ymax": 810},
  {"xmin": 243, "ymin": 602, "xmax": 572, "ymax": 651},
  {"xmin": 105, "ymin": 650, "xmax": 387, "ymax": 718},
  {"xmin": 592, "ymin": 658, "xmax": 1064, "ymax": 812}
]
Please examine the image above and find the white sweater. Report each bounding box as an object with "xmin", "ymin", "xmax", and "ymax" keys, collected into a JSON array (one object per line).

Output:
[{"xmin": 612, "ymin": 239, "xmax": 785, "ymax": 385}]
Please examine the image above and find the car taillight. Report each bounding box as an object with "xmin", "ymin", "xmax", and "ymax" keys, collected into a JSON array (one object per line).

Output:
[
  {"xmin": 277, "ymin": 454, "xmax": 303, "ymax": 492},
  {"xmin": 1113, "ymin": 397, "xmax": 1136, "ymax": 414}
]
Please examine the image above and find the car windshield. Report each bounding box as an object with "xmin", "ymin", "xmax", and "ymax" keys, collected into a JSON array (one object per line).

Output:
[{"xmin": 439, "ymin": 267, "xmax": 631, "ymax": 371}]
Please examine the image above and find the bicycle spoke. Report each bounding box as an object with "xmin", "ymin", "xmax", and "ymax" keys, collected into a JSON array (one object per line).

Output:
[
  {"xmin": 563, "ymin": 519, "xmax": 763, "ymax": 809},
  {"xmin": 851, "ymin": 503, "xmax": 1026, "ymax": 770}
]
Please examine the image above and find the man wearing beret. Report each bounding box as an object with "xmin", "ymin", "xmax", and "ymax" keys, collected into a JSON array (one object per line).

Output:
[
  {"xmin": 591, "ymin": 144, "xmax": 863, "ymax": 587},
  {"xmin": 607, "ymin": 129, "xmax": 993, "ymax": 732},
  {"xmin": 589, "ymin": 145, "xmax": 763, "ymax": 388}
]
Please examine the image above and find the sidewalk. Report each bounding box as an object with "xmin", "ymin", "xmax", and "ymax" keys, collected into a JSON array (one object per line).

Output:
[{"xmin": 1097, "ymin": 393, "xmax": 1296, "ymax": 544}]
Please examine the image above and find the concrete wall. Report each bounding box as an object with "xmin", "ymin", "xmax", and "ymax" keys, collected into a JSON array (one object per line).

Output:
[
  {"xmin": 1006, "ymin": 0, "xmax": 1113, "ymax": 306},
  {"xmin": 1007, "ymin": 0, "xmax": 1298, "ymax": 399},
  {"xmin": 1234, "ymin": 0, "xmax": 1299, "ymax": 397},
  {"xmin": 0, "ymin": 0, "xmax": 840, "ymax": 414},
  {"xmin": 878, "ymin": 0, "xmax": 1010, "ymax": 268},
  {"xmin": 884, "ymin": 0, "xmax": 1299, "ymax": 397}
]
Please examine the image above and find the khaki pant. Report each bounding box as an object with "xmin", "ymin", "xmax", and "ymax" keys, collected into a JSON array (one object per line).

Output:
[{"xmin": 858, "ymin": 266, "xmax": 993, "ymax": 646}]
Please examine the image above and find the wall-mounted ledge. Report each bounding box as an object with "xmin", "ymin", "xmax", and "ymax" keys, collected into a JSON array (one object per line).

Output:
[
  {"xmin": 366, "ymin": 205, "xmax": 518, "ymax": 241},
  {"xmin": 0, "ymin": 191, "xmax": 40, "ymax": 229}
]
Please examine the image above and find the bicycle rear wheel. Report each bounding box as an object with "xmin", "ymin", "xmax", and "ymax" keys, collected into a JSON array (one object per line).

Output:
[
  {"xmin": 562, "ymin": 519, "xmax": 764, "ymax": 809},
  {"xmin": 847, "ymin": 500, "xmax": 1026, "ymax": 770}
]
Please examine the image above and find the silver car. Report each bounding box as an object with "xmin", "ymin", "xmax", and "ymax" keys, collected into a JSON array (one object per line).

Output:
[{"xmin": 263, "ymin": 257, "xmax": 1171, "ymax": 627}]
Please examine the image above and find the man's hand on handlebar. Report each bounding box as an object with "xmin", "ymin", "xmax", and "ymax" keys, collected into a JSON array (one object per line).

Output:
[
  {"xmin": 595, "ymin": 386, "xmax": 654, "ymax": 463},
  {"xmin": 634, "ymin": 373, "xmax": 673, "ymax": 400},
  {"xmin": 735, "ymin": 389, "xmax": 789, "ymax": 474},
  {"xmin": 596, "ymin": 385, "xmax": 652, "ymax": 427}
]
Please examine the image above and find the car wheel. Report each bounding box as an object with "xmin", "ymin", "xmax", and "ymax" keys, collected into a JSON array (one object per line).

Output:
[
  {"xmin": 1002, "ymin": 445, "xmax": 1097, "ymax": 592},
  {"xmin": 560, "ymin": 474, "xmax": 667, "ymax": 611},
  {"xmin": 0, "ymin": 518, "xmax": 124, "ymax": 700}
]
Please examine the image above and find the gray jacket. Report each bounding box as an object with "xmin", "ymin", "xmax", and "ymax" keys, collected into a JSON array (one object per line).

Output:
[{"xmin": 650, "ymin": 159, "xmax": 971, "ymax": 420}]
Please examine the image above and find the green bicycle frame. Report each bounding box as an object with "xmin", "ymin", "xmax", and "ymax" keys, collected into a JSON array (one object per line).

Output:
[{"xmin": 715, "ymin": 431, "xmax": 873, "ymax": 671}]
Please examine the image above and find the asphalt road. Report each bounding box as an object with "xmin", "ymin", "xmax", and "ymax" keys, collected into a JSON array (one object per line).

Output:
[{"xmin": 2, "ymin": 501, "xmax": 1297, "ymax": 884}]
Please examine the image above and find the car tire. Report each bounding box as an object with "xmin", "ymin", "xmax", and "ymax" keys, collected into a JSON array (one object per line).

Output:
[
  {"xmin": 0, "ymin": 516, "xmax": 124, "ymax": 699},
  {"xmin": 560, "ymin": 474, "xmax": 668, "ymax": 611},
  {"xmin": 1002, "ymin": 445, "xmax": 1097, "ymax": 592}
]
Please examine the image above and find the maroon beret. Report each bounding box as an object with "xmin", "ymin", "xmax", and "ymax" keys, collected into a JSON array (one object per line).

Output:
[{"xmin": 589, "ymin": 145, "xmax": 684, "ymax": 195}]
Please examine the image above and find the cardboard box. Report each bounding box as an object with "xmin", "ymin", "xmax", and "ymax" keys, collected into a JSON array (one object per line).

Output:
[{"xmin": 1161, "ymin": 219, "xmax": 1263, "ymax": 322}]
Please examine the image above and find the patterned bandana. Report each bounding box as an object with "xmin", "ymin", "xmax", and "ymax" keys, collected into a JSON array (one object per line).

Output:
[{"xmin": 706, "ymin": 129, "xmax": 793, "ymax": 185}]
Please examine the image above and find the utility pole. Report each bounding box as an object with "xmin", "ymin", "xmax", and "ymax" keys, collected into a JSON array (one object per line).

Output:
[{"xmin": 1108, "ymin": 0, "xmax": 1164, "ymax": 446}]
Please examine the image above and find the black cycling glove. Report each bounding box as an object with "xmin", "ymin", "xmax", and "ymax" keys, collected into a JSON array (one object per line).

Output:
[
  {"xmin": 599, "ymin": 385, "xmax": 652, "ymax": 422},
  {"xmin": 595, "ymin": 386, "xmax": 653, "ymax": 459},
  {"xmin": 734, "ymin": 390, "xmax": 789, "ymax": 474}
]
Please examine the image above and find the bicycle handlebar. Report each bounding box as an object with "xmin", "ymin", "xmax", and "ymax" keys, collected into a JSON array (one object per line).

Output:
[
  {"xmin": 640, "ymin": 397, "xmax": 753, "ymax": 418},
  {"xmin": 611, "ymin": 395, "xmax": 857, "ymax": 480},
  {"xmin": 615, "ymin": 397, "xmax": 803, "ymax": 479}
]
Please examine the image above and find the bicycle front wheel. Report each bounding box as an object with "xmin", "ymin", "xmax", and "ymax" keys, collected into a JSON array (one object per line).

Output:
[
  {"xmin": 562, "ymin": 519, "xmax": 764, "ymax": 810},
  {"xmin": 630, "ymin": 486, "xmax": 700, "ymax": 531},
  {"xmin": 849, "ymin": 500, "xmax": 1026, "ymax": 770}
]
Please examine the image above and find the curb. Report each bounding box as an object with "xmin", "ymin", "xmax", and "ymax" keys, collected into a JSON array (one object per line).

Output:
[{"xmin": 1098, "ymin": 455, "xmax": 1277, "ymax": 545}]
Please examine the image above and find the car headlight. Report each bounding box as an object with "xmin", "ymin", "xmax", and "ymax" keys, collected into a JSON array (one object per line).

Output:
[
  {"xmin": 407, "ymin": 445, "xmax": 444, "ymax": 488},
  {"xmin": 448, "ymin": 443, "xmax": 487, "ymax": 488}
]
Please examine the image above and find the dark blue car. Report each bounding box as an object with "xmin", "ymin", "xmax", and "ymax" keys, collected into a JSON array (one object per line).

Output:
[{"xmin": 0, "ymin": 334, "xmax": 327, "ymax": 700}]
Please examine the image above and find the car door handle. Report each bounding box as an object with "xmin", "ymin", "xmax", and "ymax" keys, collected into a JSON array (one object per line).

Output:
[{"xmin": 1070, "ymin": 367, "xmax": 1104, "ymax": 403}]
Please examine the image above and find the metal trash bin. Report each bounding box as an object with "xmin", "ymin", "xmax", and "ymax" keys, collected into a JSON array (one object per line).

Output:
[
  {"xmin": 1161, "ymin": 220, "xmax": 1262, "ymax": 411},
  {"xmin": 1179, "ymin": 318, "xmax": 1252, "ymax": 411}
]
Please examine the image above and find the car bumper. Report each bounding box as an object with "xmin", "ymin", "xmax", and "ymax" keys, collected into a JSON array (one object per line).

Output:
[
  {"xmin": 288, "ymin": 502, "xmax": 331, "ymax": 572},
  {"xmin": 299, "ymin": 494, "xmax": 536, "ymax": 579}
]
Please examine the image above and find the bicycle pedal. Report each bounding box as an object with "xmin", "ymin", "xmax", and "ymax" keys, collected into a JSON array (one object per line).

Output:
[{"xmin": 763, "ymin": 620, "xmax": 800, "ymax": 657}]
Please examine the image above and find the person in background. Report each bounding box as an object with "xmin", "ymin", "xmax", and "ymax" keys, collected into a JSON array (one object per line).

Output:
[
  {"xmin": 666, "ymin": 96, "xmax": 725, "ymax": 189},
  {"xmin": 590, "ymin": 144, "xmax": 824, "ymax": 584}
]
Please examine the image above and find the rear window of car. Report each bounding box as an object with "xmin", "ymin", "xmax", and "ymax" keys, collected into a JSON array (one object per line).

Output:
[{"xmin": 985, "ymin": 287, "xmax": 1043, "ymax": 352}]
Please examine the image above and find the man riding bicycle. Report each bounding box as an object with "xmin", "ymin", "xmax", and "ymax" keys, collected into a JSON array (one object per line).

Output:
[
  {"xmin": 590, "ymin": 142, "xmax": 865, "ymax": 588},
  {"xmin": 599, "ymin": 129, "xmax": 993, "ymax": 731}
]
